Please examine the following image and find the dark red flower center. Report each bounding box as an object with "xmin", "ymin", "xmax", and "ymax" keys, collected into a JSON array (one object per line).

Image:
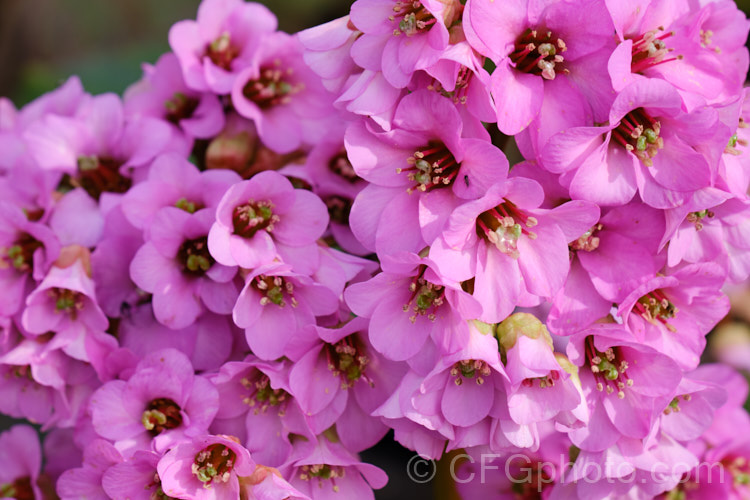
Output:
[
  {"xmin": 510, "ymin": 28, "xmax": 567, "ymax": 80},
  {"xmin": 328, "ymin": 151, "xmax": 359, "ymax": 183},
  {"xmin": 165, "ymin": 92, "xmax": 200, "ymax": 124},
  {"xmin": 1, "ymin": 233, "xmax": 42, "ymax": 273},
  {"xmin": 521, "ymin": 370, "xmax": 561, "ymax": 389},
  {"xmin": 232, "ymin": 200, "xmax": 278, "ymax": 238},
  {"xmin": 205, "ymin": 32, "xmax": 240, "ymax": 71},
  {"xmin": 612, "ymin": 108, "xmax": 663, "ymax": 167},
  {"xmin": 73, "ymin": 155, "xmax": 132, "ymax": 201},
  {"xmin": 451, "ymin": 359, "xmax": 492, "ymax": 386},
  {"xmin": 585, "ymin": 338, "xmax": 633, "ymax": 399},
  {"xmin": 0, "ymin": 477, "xmax": 34, "ymax": 500},
  {"xmin": 177, "ymin": 237, "xmax": 214, "ymax": 277},
  {"xmin": 141, "ymin": 397, "xmax": 183, "ymax": 435},
  {"xmin": 476, "ymin": 201, "xmax": 538, "ymax": 259},
  {"xmin": 242, "ymin": 64, "xmax": 300, "ymax": 110},
  {"xmin": 722, "ymin": 455, "xmax": 750, "ymax": 487},
  {"xmin": 324, "ymin": 195, "xmax": 353, "ymax": 225},
  {"xmin": 398, "ymin": 141, "xmax": 460, "ymax": 193},
  {"xmin": 193, "ymin": 444, "xmax": 237, "ymax": 486}
]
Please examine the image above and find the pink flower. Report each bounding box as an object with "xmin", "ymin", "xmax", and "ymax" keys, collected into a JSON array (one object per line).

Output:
[
  {"xmin": 208, "ymin": 170, "xmax": 329, "ymax": 274},
  {"xmin": 158, "ymin": 434, "xmax": 255, "ymax": 499},
  {"xmin": 0, "ymin": 425, "xmax": 43, "ymax": 500},
  {"xmin": 169, "ymin": 0, "xmax": 278, "ymax": 94}
]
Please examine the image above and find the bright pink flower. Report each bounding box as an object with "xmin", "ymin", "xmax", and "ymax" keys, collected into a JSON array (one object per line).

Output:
[
  {"xmin": 169, "ymin": 0, "xmax": 277, "ymax": 94},
  {"xmin": 125, "ymin": 52, "xmax": 225, "ymax": 139},
  {"xmin": 465, "ymin": 0, "xmax": 616, "ymax": 133},
  {"xmin": 208, "ymin": 170, "xmax": 329, "ymax": 274},
  {"xmin": 89, "ymin": 348, "xmax": 219, "ymax": 457},
  {"xmin": 231, "ymin": 31, "xmax": 336, "ymax": 154},
  {"xmin": 617, "ymin": 262, "xmax": 730, "ymax": 370},
  {"xmin": 158, "ymin": 434, "xmax": 255, "ymax": 499}
]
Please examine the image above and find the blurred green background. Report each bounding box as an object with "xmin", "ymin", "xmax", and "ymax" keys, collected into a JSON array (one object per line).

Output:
[
  {"xmin": 3, "ymin": 0, "xmax": 750, "ymax": 104},
  {"xmin": 0, "ymin": 0, "xmax": 352, "ymax": 104}
]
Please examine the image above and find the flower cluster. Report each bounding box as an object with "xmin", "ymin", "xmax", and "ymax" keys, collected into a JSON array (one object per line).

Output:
[{"xmin": 1, "ymin": 0, "xmax": 750, "ymax": 498}]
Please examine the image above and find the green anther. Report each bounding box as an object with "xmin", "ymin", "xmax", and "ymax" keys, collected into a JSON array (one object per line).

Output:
[
  {"xmin": 416, "ymin": 288, "xmax": 436, "ymax": 310},
  {"xmin": 310, "ymin": 465, "xmax": 333, "ymax": 479},
  {"xmin": 636, "ymin": 135, "xmax": 648, "ymax": 151},
  {"xmin": 165, "ymin": 92, "xmax": 187, "ymax": 112},
  {"xmin": 729, "ymin": 134, "xmax": 739, "ymax": 148},
  {"xmin": 266, "ymin": 286, "xmax": 284, "ymax": 306},
  {"xmin": 598, "ymin": 360, "xmax": 619, "ymax": 380},
  {"xmin": 415, "ymin": 172, "xmax": 431, "ymax": 185},
  {"xmin": 142, "ymin": 409, "xmax": 167, "ymax": 430},
  {"xmin": 347, "ymin": 365, "xmax": 362, "ymax": 381},
  {"xmin": 279, "ymin": 82, "xmax": 293, "ymax": 94},
  {"xmin": 186, "ymin": 255, "xmax": 210, "ymax": 272},
  {"xmin": 56, "ymin": 296, "xmax": 75, "ymax": 312},
  {"xmin": 643, "ymin": 128, "xmax": 658, "ymax": 144},
  {"xmin": 537, "ymin": 43, "xmax": 556, "ymax": 56},
  {"xmin": 666, "ymin": 489, "xmax": 686, "ymax": 500},
  {"xmin": 258, "ymin": 205, "xmax": 272, "ymax": 220},
  {"xmin": 511, "ymin": 223, "xmax": 523, "ymax": 239},
  {"xmin": 0, "ymin": 484, "xmax": 15, "ymax": 498},
  {"xmin": 400, "ymin": 13, "xmax": 416, "ymax": 33},
  {"xmin": 175, "ymin": 197, "xmax": 197, "ymax": 214},
  {"xmin": 736, "ymin": 472, "xmax": 750, "ymax": 485},
  {"xmin": 694, "ymin": 209, "xmax": 709, "ymax": 218},
  {"xmin": 460, "ymin": 364, "xmax": 476, "ymax": 378},
  {"xmin": 668, "ymin": 398, "xmax": 680, "ymax": 411},
  {"xmin": 196, "ymin": 466, "xmax": 218, "ymax": 483},
  {"xmin": 416, "ymin": 159, "xmax": 432, "ymax": 171}
]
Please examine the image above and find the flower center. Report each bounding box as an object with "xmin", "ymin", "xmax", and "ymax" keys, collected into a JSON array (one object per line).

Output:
[
  {"xmin": 402, "ymin": 265, "xmax": 445, "ymax": 323},
  {"xmin": 328, "ymin": 151, "xmax": 359, "ymax": 183},
  {"xmin": 141, "ymin": 397, "xmax": 183, "ymax": 435},
  {"xmin": 74, "ymin": 155, "xmax": 132, "ymax": 201},
  {"xmin": 662, "ymin": 394, "xmax": 691, "ymax": 415},
  {"xmin": 242, "ymin": 63, "xmax": 300, "ymax": 110},
  {"xmin": 585, "ymin": 338, "xmax": 633, "ymax": 399},
  {"xmin": 193, "ymin": 444, "xmax": 237, "ymax": 487},
  {"xmin": 1, "ymin": 233, "xmax": 42, "ymax": 273},
  {"xmin": 326, "ymin": 334, "xmax": 371, "ymax": 389},
  {"xmin": 205, "ymin": 32, "xmax": 240, "ymax": 71},
  {"xmin": 165, "ymin": 92, "xmax": 199, "ymax": 124},
  {"xmin": 251, "ymin": 274, "xmax": 298, "ymax": 308},
  {"xmin": 510, "ymin": 28, "xmax": 567, "ymax": 80},
  {"xmin": 177, "ymin": 237, "xmax": 214, "ymax": 276},
  {"xmin": 629, "ymin": 28, "xmax": 680, "ymax": 74},
  {"xmin": 324, "ymin": 195, "xmax": 352, "ymax": 225},
  {"xmin": 634, "ymin": 289, "xmax": 678, "ymax": 332},
  {"xmin": 175, "ymin": 197, "xmax": 203, "ymax": 214},
  {"xmin": 389, "ymin": 1, "xmax": 436, "ymax": 36},
  {"xmin": 232, "ymin": 200, "xmax": 278, "ymax": 238},
  {"xmin": 476, "ymin": 201, "xmax": 538, "ymax": 259},
  {"xmin": 611, "ymin": 108, "xmax": 663, "ymax": 167},
  {"xmin": 570, "ymin": 223, "xmax": 603, "ymax": 252},
  {"xmin": 0, "ymin": 477, "xmax": 34, "ymax": 500},
  {"xmin": 521, "ymin": 370, "xmax": 561, "ymax": 389},
  {"xmin": 723, "ymin": 456, "xmax": 750, "ymax": 487},
  {"xmin": 299, "ymin": 464, "xmax": 345, "ymax": 492},
  {"xmin": 397, "ymin": 141, "xmax": 460, "ymax": 193},
  {"xmin": 239, "ymin": 373, "xmax": 289, "ymax": 415},
  {"xmin": 50, "ymin": 288, "xmax": 84, "ymax": 319},
  {"xmin": 686, "ymin": 209, "xmax": 714, "ymax": 231},
  {"xmin": 450, "ymin": 359, "xmax": 491, "ymax": 386},
  {"xmin": 428, "ymin": 66, "xmax": 474, "ymax": 105}
]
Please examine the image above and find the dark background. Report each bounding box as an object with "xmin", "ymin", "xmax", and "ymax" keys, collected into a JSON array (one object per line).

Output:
[{"xmin": 2, "ymin": 1, "xmax": 750, "ymax": 499}]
